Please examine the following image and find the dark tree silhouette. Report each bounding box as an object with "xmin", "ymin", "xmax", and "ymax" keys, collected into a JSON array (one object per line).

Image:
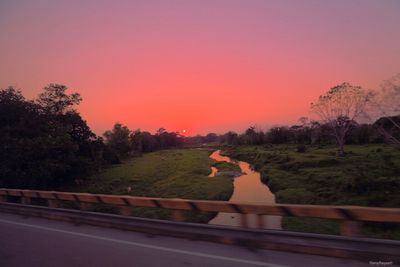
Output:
[
  {"xmin": 103, "ymin": 123, "xmax": 132, "ymax": 158},
  {"xmin": 0, "ymin": 85, "xmax": 109, "ymax": 189},
  {"xmin": 37, "ymin": 83, "xmax": 82, "ymax": 114}
]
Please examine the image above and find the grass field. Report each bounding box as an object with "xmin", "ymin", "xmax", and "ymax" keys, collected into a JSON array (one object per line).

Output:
[
  {"xmin": 212, "ymin": 161, "xmax": 242, "ymax": 173},
  {"xmin": 222, "ymin": 144, "xmax": 400, "ymax": 239},
  {"xmin": 71, "ymin": 148, "xmax": 233, "ymax": 223}
]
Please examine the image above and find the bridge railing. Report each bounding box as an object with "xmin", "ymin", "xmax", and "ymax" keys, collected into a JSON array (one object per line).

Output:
[{"xmin": 1, "ymin": 188, "xmax": 399, "ymax": 237}]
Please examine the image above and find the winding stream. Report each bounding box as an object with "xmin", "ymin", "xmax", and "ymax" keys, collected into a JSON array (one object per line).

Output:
[{"xmin": 208, "ymin": 150, "xmax": 281, "ymax": 230}]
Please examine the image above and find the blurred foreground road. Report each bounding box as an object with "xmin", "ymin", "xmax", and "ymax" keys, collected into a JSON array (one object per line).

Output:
[{"xmin": 0, "ymin": 212, "xmax": 377, "ymax": 267}]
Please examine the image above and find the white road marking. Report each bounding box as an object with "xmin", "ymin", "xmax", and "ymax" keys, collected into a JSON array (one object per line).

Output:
[{"xmin": 0, "ymin": 218, "xmax": 289, "ymax": 267}]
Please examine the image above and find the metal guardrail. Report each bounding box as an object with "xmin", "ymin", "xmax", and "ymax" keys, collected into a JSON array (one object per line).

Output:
[
  {"xmin": 1, "ymin": 202, "xmax": 399, "ymax": 262},
  {"xmin": 1, "ymin": 188, "xmax": 399, "ymax": 237}
]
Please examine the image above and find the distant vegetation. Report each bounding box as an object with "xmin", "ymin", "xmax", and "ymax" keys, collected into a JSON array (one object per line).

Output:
[
  {"xmin": 186, "ymin": 74, "xmax": 400, "ymax": 151},
  {"xmin": 104, "ymin": 124, "xmax": 184, "ymax": 159},
  {"xmin": 185, "ymin": 113, "xmax": 399, "ymax": 151}
]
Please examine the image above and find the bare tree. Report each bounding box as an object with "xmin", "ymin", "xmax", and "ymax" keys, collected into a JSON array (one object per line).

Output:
[
  {"xmin": 311, "ymin": 83, "xmax": 372, "ymax": 156},
  {"xmin": 368, "ymin": 74, "xmax": 400, "ymax": 146},
  {"xmin": 380, "ymin": 73, "xmax": 400, "ymax": 115}
]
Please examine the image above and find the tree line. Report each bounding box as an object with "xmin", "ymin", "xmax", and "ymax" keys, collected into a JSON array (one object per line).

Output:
[
  {"xmin": 186, "ymin": 74, "xmax": 400, "ymax": 155},
  {"xmin": 103, "ymin": 124, "xmax": 183, "ymax": 158},
  {"xmin": 0, "ymin": 84, "xmax": 183, "ymax": 189},
  {"xmin": 188, "ymin": 115, "xmax": 398, "ymax": 149}
]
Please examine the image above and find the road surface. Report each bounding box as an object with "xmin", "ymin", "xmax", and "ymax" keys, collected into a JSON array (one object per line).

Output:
[{"xmin": 0, "ymin": 212, "xmax": 372, "ymax": 267}]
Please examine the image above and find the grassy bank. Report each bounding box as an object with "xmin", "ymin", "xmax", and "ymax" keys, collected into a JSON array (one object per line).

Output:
[
  {"xmin": 212, "ymin": 161, "xmax": 242, "ymax": 173},
  {"xmin": 71, "ymin": 148, "xmax": 233, "ymax": 223},
  {"xmin": 223, "ymin": 144, "xmax": 400, "ymax": 239}
]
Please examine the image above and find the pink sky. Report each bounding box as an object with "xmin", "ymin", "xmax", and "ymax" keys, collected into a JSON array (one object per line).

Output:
[{"xmin": 1, "ymin": 0, "xmax": 399, "ymax": 135}]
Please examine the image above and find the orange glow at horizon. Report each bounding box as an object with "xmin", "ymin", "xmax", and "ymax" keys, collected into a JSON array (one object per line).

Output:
[{"xmin": 1, "ymin": 1, "xmax": 400, "ymax": 136}]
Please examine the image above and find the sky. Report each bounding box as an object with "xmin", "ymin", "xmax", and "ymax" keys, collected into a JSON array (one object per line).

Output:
[{"xmin": 1, "ymin": 0, "xmax": 400, "ymax": 135}]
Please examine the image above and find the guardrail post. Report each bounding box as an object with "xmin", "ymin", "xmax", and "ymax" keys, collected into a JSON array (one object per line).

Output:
[
  {"xmin": 48, "ymin": 199, "xmax": 58, "ymax": 208},
  {"xmin": 171, "ymin": 210, "xmax": 184, "ymax": 222},
  {"xmin": 120, "ymin": 206, "xmax": 132, "ymax": 216},
  {"xmin": 257, "ymin": 215, "xmax": 264, "ymax": 229},
  {"xmin": 241, "ymin": 214, "xmax": 248, "ymax": 228},
  {"xmin": 21, "ymin": 197, "xmax": 31, "ymax": 205},
  {"xmin": 0, "ymin": 195, "xmax": 7, "ymax": 203},
  {"xmin": 341, "ymin": 220, "xmax": 361, "ymax": 237}
]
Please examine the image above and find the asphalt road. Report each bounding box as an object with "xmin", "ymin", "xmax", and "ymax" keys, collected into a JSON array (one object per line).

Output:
[{"xmin": 0, "ymin": 212, "xmax": 372, "ymax": 267}]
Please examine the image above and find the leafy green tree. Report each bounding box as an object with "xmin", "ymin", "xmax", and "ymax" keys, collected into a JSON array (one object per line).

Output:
[
  {"xmin": 221, "ymin": 131, "xmax": 239, "ymax": 145},
  {"xmin": 103, "ymin": 123, "xmax": 132, "ymax": 157},
  {"xmin": 0, "ymin": 85, "xmax": 107, "ymax": 189},
  {"xmin": 131, "ymin": 129, "xmax": 157, "ymax": 153},
  {"xmin": 140, "ymin": 131, "xmax": 158, "ymax": 152},
  {"xmin": 154, "ymin": 128, "xmax": 183, "ymax": 149},
  {"xmin": 37, "ymin": 83, "xmax": 82, "ymax": 114},
  {"xmin": 204, "ymin": 133, "xmax": 218, "ymax": 143},
  {"xmin": 266, "ymin": 126, "xmax": 292, "ymax": 144}
]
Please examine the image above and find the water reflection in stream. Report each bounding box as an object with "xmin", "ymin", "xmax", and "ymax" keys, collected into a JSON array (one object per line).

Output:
[
  {"xmin": 208, "ymin": 150, "xmax": 281, "ymax": 230},
  {"xmin": 208, "ymin": 166, "xmax": 218, "ymax": 177}
]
